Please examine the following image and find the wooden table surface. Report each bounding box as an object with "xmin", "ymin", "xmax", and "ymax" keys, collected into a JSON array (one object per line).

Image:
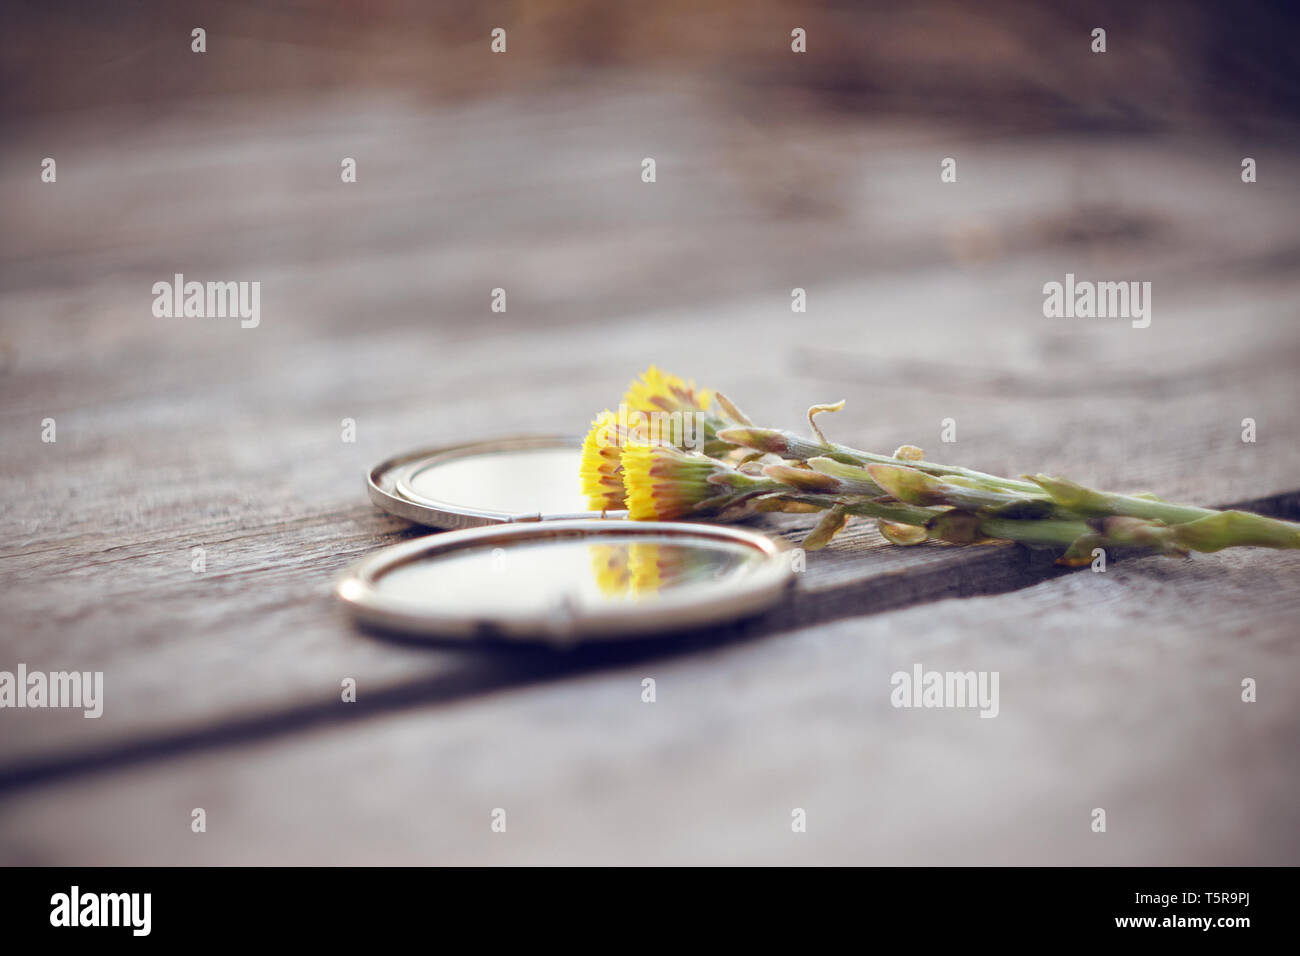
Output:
[{"xmin": 2, "ymin": 84, "xmax": 1298, "ymax": 864}]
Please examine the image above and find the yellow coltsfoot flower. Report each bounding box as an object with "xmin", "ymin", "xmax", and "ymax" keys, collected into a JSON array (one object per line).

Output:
[
  {"xmin": 619, "ymin": 365, "xmax": 746, "ymax": 458},
  {"xmin": 621, "ymin": 445, "xmax": 716, "ymax": 520},
  {"xmin": 622, "ymin": 365, "xmax": 714, "ymax": 417},
  {"xmin": 585, "ymin": 367, "xmax": 1300, "ymax": 561},
  {"xmin": 620, "ymin": 443, "xmax": 770, "ymax": 521},
  {"xmin": 580, "ymin": 410, "xmax": 628, "ymax": 512}
]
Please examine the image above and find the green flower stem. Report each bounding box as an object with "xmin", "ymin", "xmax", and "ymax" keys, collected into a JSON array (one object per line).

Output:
[
  {"xmin": 720, "ymin": 428, "xmax": 1300, "ymax": 549},
  {"xmin": 800, "ymin": 457, "xmax": 885, "ymax": 495},
  {"xmin": 794, "ymin": 494, "xmax": 944, "ymax": 528},
  {"xmin": 1027, "ymin": 474, "xmax": 1300, "ymax": 544},
  {"xmin": 977, "ymin": 517, "xmax": 1094, "ymax": 547},
  {"xmin": 1171, "ymin": 510, "xmax": 1300, "ymax": 551},
  {"xmin": 718, "ymin": 427, "xmax": 1041, "ymax": 494},
  {"xmin": 791, "ymin": 493, "xmax": 1095, "ymax": 548}
]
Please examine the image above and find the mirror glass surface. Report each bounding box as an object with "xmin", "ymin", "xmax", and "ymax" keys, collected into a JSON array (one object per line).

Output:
[
  {"xmin": 375, "ymin": 533, "xmax": 769, "ymax": 617},
  {"xmin": 403, "ymin": 447, "xmax": 591, "ymax": 516}
]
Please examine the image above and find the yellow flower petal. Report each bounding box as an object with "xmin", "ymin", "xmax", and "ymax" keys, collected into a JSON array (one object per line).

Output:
[
  {"xmin": 580, "ymin": 410, "xmax": 626, "ymax": 511},
  {"xmin": 622, "ymin": 365, "xmax": 714, "ymax": 417}
]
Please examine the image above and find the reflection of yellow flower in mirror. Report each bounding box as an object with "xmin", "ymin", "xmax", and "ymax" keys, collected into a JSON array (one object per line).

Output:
[
  {"xmin": 627, "ymin": 542, "xmax": 663, "ymax": 593},
  {"xmin": 592, "ymin": 541, "xmax": 730, "ymax": 598},
  {"xmin": 589, "ymin": 542, "xmax": 671, "ymax": 597},
  {"xmin": 590, "ymin": 542, "xmax": 669, "ymax": 597},
  {"xmin": 590, "ymin": 543, "xmax": 631, "ymax": 596},
  {"xmin": 630, "ymin": 542, "xmax": 731, "ymax": 593}
]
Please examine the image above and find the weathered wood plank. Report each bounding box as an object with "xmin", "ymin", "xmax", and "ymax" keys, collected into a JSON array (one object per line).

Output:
[
  {"xmin": 2, "ymin": 92, "xmax": 1299, "ymax": 781},
  {"xmin": 3, "ymin": 546, "xmax": 1296, "ymax": 865}
]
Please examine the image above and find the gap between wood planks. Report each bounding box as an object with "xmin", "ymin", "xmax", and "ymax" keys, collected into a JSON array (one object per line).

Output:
[{"xmin": 2, "ymin": 489, "xmax": 1296, "ymax": 796}]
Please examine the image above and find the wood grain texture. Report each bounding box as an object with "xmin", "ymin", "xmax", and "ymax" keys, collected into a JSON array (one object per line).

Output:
[
  {"xmin": 1, "ymin": 88, "xmax": 1298, "ymax": 862},
  {"xmin": 3, "ymin": 546, "xmax": 1297, "ymax": 865}
]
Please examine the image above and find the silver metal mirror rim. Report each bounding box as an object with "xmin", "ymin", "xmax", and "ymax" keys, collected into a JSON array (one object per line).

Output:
[
  {"xmin": 367, "ymin": 435, "xmax": 626, "ymax": 530},
  {"xmin": 337, "ymin": 519, "xmax": 794, "ymax": 645}
]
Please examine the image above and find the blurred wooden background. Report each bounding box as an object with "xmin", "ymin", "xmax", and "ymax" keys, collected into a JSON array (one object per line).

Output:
[{"xmin": 1, "ymin": 1, "xmax": 1298, "ymax": 864}]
